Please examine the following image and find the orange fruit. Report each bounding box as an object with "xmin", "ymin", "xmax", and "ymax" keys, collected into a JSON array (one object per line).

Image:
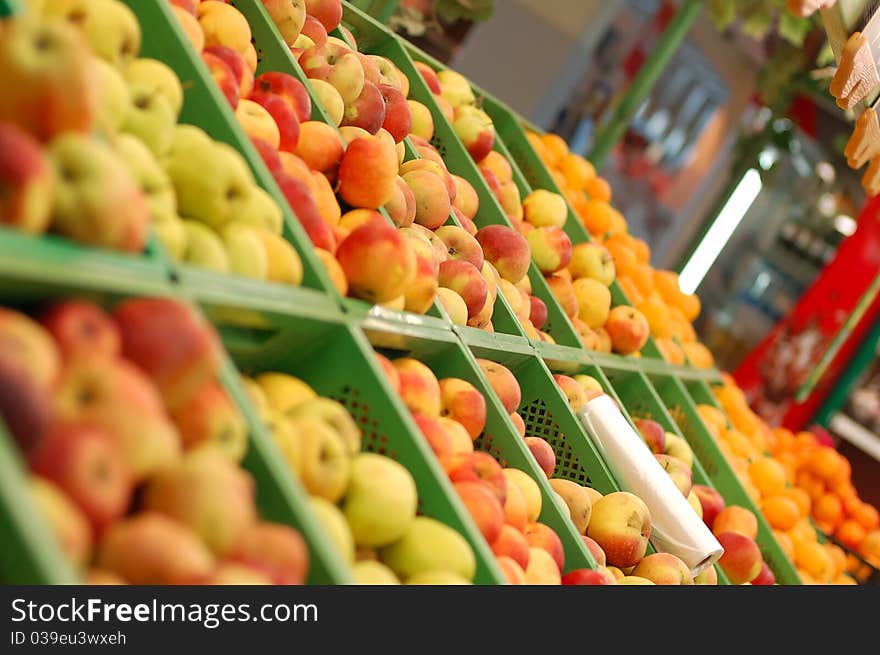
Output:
[
  {"xmin": 796, "ymin": 470, "xmax": 826, "ymax": 503},
  {"xmin": 772, "ymin": 427, "xmax": 795, "ymax": 454},
  {"xmin": 749, "ymin": 457, "xmax": 789, "ymax": 497},
  {"xmin": 779, "ymin": 487, "xmax": 811, "ymax": 518},
  {"xmin": 629, "ymin": 264, "xmax": 655, "ymax": 298},
  {"xmin": 762, "ymin": 495, "xmax": 801, "ymax": 531},
  {"xmin": 858, "ymin": 530, "xmax": 880, "ymax": 566},
  {"xmin": 637, "ymin": 292, "xmax": 671, "ymax": 340},
  {"xmin": 773, "ymin": 529, "xmax": 795, "ymax": 559},
  {"xmin": 826, "ymin": 543, "xmax": 847, "ymax": 575},
  {"xmin": 560, "ymin": 153, "xmax": 595, "ymax": 190},
  {"xmin": 655, "ymin": 338, "xmax": 686, "ymax": 366},
  {"xmin": 540, "ymin": 133, "xmax": 569, "ymax": 166},
  {"xmin": 525, "ymin": 131, "xmax": 549, "ymax": 161},
  {"xmin": 852, "ymin": 502, "xmax": 880, "ymax": 531},
  {"xmin": 584, "ymin": 175, "xmax": 612, "ymax": 203},
  {"xmin": 677, "ymin": 292, "xmax": 701, "ymax": 322},
  {"xmin": 793, "ymin": 540, "xmax": 835, "ymax": 582},
  {"xmin": 578, "ymin": 199, "xmax": 615, "ymax": 236},
  {"xmin": 615, "ymin": 275, "xmax": 644, "ymax": 307},
  {"xmin": 812, "ymin": 493, "xmax": 844, "ymax": 529},
  {"xmin": 722, "ymin": 429, "xmax": 760, "ymax": 461},
  {"xmin": 605, "ymin": 207, "xmax": 628, "ymax": 237},
  {"xmin": 697, "ymin": 404, "xmax": 728, "ymax": 434},
  {"xmin": 835, "ymin": 519, "xmax": 867, "ymax": 550},
  {"xmin": 630, "ymin": 237, "xmax": 650, "ymax": 264},
  {"xmin": 833, "ymin": 573, "xmax": 858, "ymax": 585},
  {"xmin": 808, "ymin": 447, "xmax": 846, "ymax": 482},
  {"xmin": 793, "ymin": 430, "xmax": 818, "ymax": 451},
  {"xmin": 604, "ymin": 239, "xmax": 638, "ymax": 278}
]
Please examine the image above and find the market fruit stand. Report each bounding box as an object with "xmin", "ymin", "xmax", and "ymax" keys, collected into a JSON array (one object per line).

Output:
[{"xmin": 3, "ymin": 0, "xmax": 870, "ymax": 586}]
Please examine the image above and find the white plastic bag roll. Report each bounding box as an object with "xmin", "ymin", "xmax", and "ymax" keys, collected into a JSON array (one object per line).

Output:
[{"xmin": 577, "ymin": 394, "xmax": 723, "ymax": 577}]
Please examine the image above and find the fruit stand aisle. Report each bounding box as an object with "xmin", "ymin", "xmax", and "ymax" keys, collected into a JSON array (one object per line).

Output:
[{"xmin": 1, "ymin": 0, "xmax": 876, "ymax": 586}]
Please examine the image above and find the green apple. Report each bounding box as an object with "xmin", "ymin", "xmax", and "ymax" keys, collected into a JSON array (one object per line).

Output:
[
  {"xmin": 352, "ymin": 560, "xmax": 400, "ymax": 585},
  {"xmin": 163, "ymin": 126, "xmax": 255, "ymax": 231},
  {"xmin": 265, "ymin": 408, "xmax": 302, "ymax": 477},
  {"xmin": 121, "ymin": 81, "xmax": 176, "ymax": 159},
  {"xmin": 124, "ymin": 57, "xmax": 184, "ymax": 119},
  {"xmin": 221, "ymin": 222, "xmax": 268, "ymax": 280},
  {"xmin": 48, "ymin": 132, "xmax": 149, "ymax": 252},
  {"xmin": 93, "ymin": 56, "xmax": 130, "ymax": 136},
  {"xmin": 309, "ymin": 496, "xmax": 355, "ymax": 565},
  {"xmin": 181, "ymin": 220, "xmax": 229, "ymax": 272},
  {"xmin": 288, "ymin": 415, "xmax": 351, "ymax": 503},
  {"xmin": 342, "ymin": 453, "xmax": 418, "ymax": 548},
  {"xmin": 255, "ymin": 372, "xmax": 317, "ymax": 415},
  {"xmin": 379, "ymin": 516, "xmax": 476, "ymax": 582},
  {"xmin": 664, "ymin": 433, "xmax": 694, "ymax": 469},
  {"xmin": 152, "ymin": 210, "xmax": 187, "ymax": 262},
  {"xmin": 286, "ymin": 397, "xmax": 361, "ymax": 455},
  {"xmin": 114, "ymin": 133, "xmax": 176, "ymax": 220},
  {"xmin": 43, "ymin": 0, "xmax": 142, "ymax": 70},
  {"xmin": 236, "ymin": 186, "xmax": 284, "ymax": 235}
]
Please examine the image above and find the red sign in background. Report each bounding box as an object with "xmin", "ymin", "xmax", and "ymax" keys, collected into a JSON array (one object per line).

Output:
[{"xmin": 733, "ymin": 195, "xmax": 880, "ymax": 431}]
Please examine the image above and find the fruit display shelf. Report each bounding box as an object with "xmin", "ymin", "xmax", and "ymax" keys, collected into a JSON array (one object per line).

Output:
[
  {"xmin": 0, "ymin": 268, "xmax": 352, "ymax": 585},
  {"xmin": 362, "ymin": 320, "xmax": 602, "ymax": 575},
  {"xmin": 120, "ymin": 0, "xmax": 354, "ymax": 317},
  {"xmin": 659, "ymin": 376, "xmax": 803, "ymax": 585},
  {"xmin": 220, "ymin": 317, "xmax": 509, "ymax": 584}
]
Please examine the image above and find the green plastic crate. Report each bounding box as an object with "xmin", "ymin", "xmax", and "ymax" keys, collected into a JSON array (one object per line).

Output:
[
  {"xmin": 339, "ymin": 5, "xmax": 585, "ymax": 351},
  {"xmin": 392, "ymin": 33, "xmax": 665, "ymax": 362},
  {"xmin": 349, "ymin": 0, "xmax": 400, "ymax": 23},
  {"xmin": 0, "ymin": 273, "xmax": 351, "ymax": 585},
  {"xmin": 221, "ymin": 316, "xmax": 507, "ymax": 584},
  {"xmin": 363, "ymin": 322, "xmax": 601, "ymax": 574},
  {"xmin": 649, "ymin": 374, "xmax": 802, "ymax": 585},
  {"xmin": 231, "ymin": 0, "xmax": 459, "ymax": 332},
  {"xmin": 122, "ymin": 0, "xmax": 344, "ymax": 303}
]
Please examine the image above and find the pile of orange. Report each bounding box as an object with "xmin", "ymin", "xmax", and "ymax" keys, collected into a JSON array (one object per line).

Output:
[
  {"xmin": 524, "ymin": 130, "xmax": 714, "ymax": 369},
  {"xmin": 700, "ymin": 375, "xmax": 880, "ymax": 584}
]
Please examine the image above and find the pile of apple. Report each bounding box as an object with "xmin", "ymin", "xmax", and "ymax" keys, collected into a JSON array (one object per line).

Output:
[
  {"xmin": 0, "ymin": 5, "xmax": 154, "ymax": 253},
  {"xmin": 240, "ymin": 369, "xmax": 480, "ymax": 584},
  {"xmin": 2, "ymin": 0, "xmax": 305, "ymax": 285},
  {"xmin": 0, "ymin": 296, "xmax": 312, "ymax": 585},
  {"xmin": 524, "ymin": 129, "xmax": 715, "ymax": 368}
]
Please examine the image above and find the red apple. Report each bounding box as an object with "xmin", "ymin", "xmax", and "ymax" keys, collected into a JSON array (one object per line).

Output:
[
  {"xmin": 751, "ymin": 561, "xmax": 776, "ymax": 586},
  {"xmin": 337, "ymin": 129, "xmax": 398, "ymax": 209},
  {"xmin": 716, "ymin": 531, "xmax": 762, "ymax": 585},
  {"xmin": 524, "ymin": 436, "xmax": 556, "ymax": 477},
  {"xmin": 203, "ymin": 44, "xmax": 253, "ymax": 98},
  {"xmin": 0, "ymin": 358, "xmax": 54, "ymax": 457},
  {"xmin": 528, "ymin": 296, "xmax": 548, "ymax": 331},
  {"xmin": 249, "ymin": 90, "xmax": 301, "ymax": 153},
  {"xmin": 452, "ymin": 105, "xmax": 495, "ymax": 162},
  {"xmin": 414, "ymin": 61, "xmax": 442, "ymax": 95},
  {"xmin": 336, "ymin": 218, "xmax": 416, "ymax": 303},
  {"xmin": 605, "ymin": 305, "xmax": 650, "ymax": 356},
  {"xmin": 29, "ymin": 422, "xmax": 133, "ymax": 536},
  {"xmin": 301, "ymin": 14, "xmax": 328, "ymax": 48},
  {"xmin": 509, "ymin": 412, "xmax": 526, "ymax": 438},
  {"xmin": 454, "ymin": 480, "xmax": 504, "ymax": 543},
  {"xmin": 113, "ymin": 297, "xmax": 223, "ymax": 412},
  {"xmin": 448, "ymin": 451, "xmax": 507, "ymax": 504},
  {"xmin": 439, "ymin": 377, "xmax": 487, "ymax": 440},
  {"xmin": 0, "ymin": 122, "xmax": 54, "ymax": 234},
  {"xmin": 229, "ymin": 521, "xmax": 310, "ymax": 585},
  {"xmin": 305, "ymin": 0, "xmax": 342, "ymax": 32},
  {"xmin": 491, "ymin": 524, "xmax": 530, "ymax": 569},
  {"xmin": 39, "ymin": 300, "xmax": 120, "ymax": 361},
  {"xmin": 635, "ymin": 418, "xmax": 666, "ymax": 455},
  {"xmin": 474, "ymin": 225, "xmax": 531, "ymax": 283},
  {"xmin": 692, "ymin": 484, "xmax": 726, "ymax": 530},
  {"xmin": 251, "ymin": 137, "xmax": 283, "ymax": 174},
  {"xmin": 586, "ymin": 491, "xmax": 651, "ymax": 569},
  {"xmin": 581, "ymin": 535, "xmax": 606, "ymax": 567},
  {"xmin": 562, "ymin": 568, "xmax": 615, "ymax": 585},
  {"xmin": 476, "ymin": 358, "xmax": 521, "ymax": 414},
  {"xmin": 201, "ymin": 51, "xmax": 239, "ymax": 108},
  {"xmin": 273, "ymin": 171, "xmax": 336, "ymax": 252},
  {"xmin": 340, "ymin": 80, "xmax": 385, "ymax": 134},
  {"xmin": 298, "ymin": 42, "xmax": 364, "ymax": 105},
  {"xmin": 378, "ymin": 83, "xmax": 412, "ymax": 143},
  {"xmin": 524, "ymin": 522, "xmax": 564, "ymax": 572},
  {"xmin": 412, "ymin": 413, "xmax": 454, "ymax": 472},
  {"xmin": 253, "ymin": 71, "xmax": 312, "ymax": 123},
  {"xmin": 171, "ymin": 378, "xmax": 248, "ymax": 463},
  {"xmin": 439, "ymin": 260, "xmax": 488, "ymax": 319}
]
